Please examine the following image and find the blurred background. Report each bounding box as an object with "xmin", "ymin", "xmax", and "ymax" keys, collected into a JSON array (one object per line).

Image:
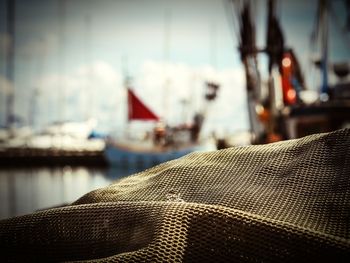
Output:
[{"xmin": 0, "ymin": 0, "xmax": 349, "ymax": 219}]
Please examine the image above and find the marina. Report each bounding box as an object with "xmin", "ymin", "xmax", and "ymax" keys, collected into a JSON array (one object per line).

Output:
[{"xmin": 0, "ymin": 0, "xmax": 350, "ymax": 261}]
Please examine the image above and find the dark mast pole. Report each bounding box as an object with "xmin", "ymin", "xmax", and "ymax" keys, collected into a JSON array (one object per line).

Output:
[
  {"xmin": 238, "ymin": 0, "xmax": 263, "ymax": 142},
  {"xmin": 5, "ymin": 0, "xmax": 15, "ymax": 127}
]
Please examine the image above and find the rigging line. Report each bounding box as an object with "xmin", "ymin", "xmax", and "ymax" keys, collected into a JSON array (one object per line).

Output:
[
  {"xmin": 310, "ymin": 0, "xmax": 321, "ymax": 47},
  {"xmin": 223, "ymin": 0, "xmax": 238, "ymax": 47},
  {"xmin": 250, "ymin": 0, "xmax": 257, "ymax": 25},
  {"xmin": 234, "ymin": 0, "xmax": 243, "ymax": 30},
  {"xmin": 329, "ymin": 3, "xmax": 350, "ymax": 49},
  {"xmin": 223, "ymin": 0, "xmax": 240, "ymax": 45},
  {"xmin": 275, "ymin": 0, "xmax": 282, "ymax": 20}
]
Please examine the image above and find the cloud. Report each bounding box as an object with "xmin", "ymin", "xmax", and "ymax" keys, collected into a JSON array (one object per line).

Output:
[
  {"xmin": 30, "ymin": 60, "xmax": 248, "ymax": 134},
  {"xmin": 134, "ymin": 61, "xmax": 248, "ymax": 133},
  {"xmin": 33, "ymin": 61, "xmax": 123, "ymax": 129}
]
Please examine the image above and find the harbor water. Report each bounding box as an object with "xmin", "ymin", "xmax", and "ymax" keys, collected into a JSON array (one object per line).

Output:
[{"xmin": 0, "ymin": 166, "xmax": 142, "ymax": 220}]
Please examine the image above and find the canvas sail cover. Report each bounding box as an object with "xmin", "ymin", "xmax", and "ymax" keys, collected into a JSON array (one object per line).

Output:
[
  {"xmin": 127, "ymin": 88, "xmax": 159, "ymax": 121},
  {"xmin": 0, "ymin": 129, "xmax": 349, "ymax": 261}
]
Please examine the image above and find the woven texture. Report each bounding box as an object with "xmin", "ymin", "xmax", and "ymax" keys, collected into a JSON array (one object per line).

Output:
[{"xmin": 1, "ymin": 129, "xmax": 350, "ymax": 262}]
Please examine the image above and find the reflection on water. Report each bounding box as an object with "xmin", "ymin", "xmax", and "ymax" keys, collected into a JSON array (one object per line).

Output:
[{"xmin": 0, "ymin": 166, "xmax": 143, "ymax": 220}]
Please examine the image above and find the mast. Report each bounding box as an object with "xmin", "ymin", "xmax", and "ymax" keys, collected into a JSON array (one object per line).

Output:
[
  {"xmin": 162, "ymin": 10, "xmax": 172, "ymax": 122},
  {"xmin": 5, "ymin": 0, "xmax": 15, "ymax": 127},
  {"xmin": 121, "ymin": 55, "xmax": 130, "ymax": 138},
  {"xmin": 58, "ymin": 0, "xmax": 66, "ymax": 122},
  {"xmin": 265, "ymin": 0, "xmax": 281, "ymax": 135},
  {"xmin": 236, "ymin": 0, "xmax": 264, "ymax": 142},
  {"xmin": 320, "ymin": 0, "xmax": 329, "ymax": 97},
  {"xmin": 311, "ymin": 0, "xmax": 330, "ymax": 98},
  {"xmin": 84, "ymin": 14, "xmax": 93, "ymax": 120},
  {"xmin": 210, "ymin": 21, "xmax": 217, "ymax": 69}
]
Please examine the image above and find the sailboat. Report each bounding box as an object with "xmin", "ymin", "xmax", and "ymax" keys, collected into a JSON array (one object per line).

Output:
[{"xmin": 104, "ymin": 83, "xmax": 217, "ymax": 168}]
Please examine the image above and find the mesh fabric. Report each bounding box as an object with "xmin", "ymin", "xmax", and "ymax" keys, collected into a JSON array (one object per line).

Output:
[{"xmin": 1, "ymin": 128, "xmax": 350, "ymax": 262}]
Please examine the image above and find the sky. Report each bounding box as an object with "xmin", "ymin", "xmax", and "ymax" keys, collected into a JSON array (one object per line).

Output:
[{"xmin": 0, "ymin": 0, "xmax": 349, "ymax": 135}]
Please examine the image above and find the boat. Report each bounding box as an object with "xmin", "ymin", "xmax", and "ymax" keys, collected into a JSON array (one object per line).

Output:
[
  {"xmin": 104, "ymin": 138, "xmax": 207, "ymax": 168},
  {"xmin": 221, "ymin": 0, "xmax": 350, "ymax": 147},
  {"xmin": 104, "ymin": 82, "xmax": 218, "ymax": 168}
]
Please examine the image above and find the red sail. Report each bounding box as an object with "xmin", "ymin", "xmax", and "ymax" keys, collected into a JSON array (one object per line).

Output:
[{"xmin": 127, "ymin": 89, "xmax": 159, "ymax": 121}]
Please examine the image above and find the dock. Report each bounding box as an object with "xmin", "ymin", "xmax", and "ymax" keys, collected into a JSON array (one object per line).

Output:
[{"xmin": 0, "ymin": 147, "xmax": 107, "ymax": 167}]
